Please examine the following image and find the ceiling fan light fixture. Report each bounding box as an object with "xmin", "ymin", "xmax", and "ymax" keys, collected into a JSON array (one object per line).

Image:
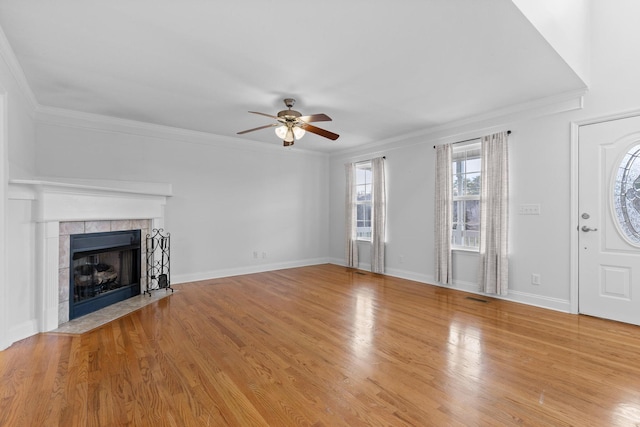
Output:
[
  {"xmin": 292, "ymin": 127, "xmax": 306, "ymax": 140},
  {"xmin": 275, "ymin": 124, "xmax": 300, "ymax": 144},
  {"xmin": 284, "ymin": 127, "xmax": 295, "ymax": 143},
  {"xmin": 274, "ymin": 125, "xmax": 288, "ymax": 139}
]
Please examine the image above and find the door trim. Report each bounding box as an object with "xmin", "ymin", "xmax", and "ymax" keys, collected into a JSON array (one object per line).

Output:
[
  {"xmin": 0, "ymin": 89, "xmax": 7, "ymax": 350},
  {"xmin": 571, "ymin": 108, "xmax": 640, "ymax": 315}
]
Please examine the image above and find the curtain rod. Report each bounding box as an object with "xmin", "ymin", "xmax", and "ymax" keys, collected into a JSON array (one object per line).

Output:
[
  {"xmin": 355, "ymin": 156, "xmax": 386, "ymax": 166},
  {"xmin": 433, "ymin": 130, "xmax": 511, "ymax": 149}
]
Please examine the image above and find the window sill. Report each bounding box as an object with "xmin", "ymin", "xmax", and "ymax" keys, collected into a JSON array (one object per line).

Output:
[{"xmin": 452, "ymin": 247, "xmax": 479, "ymax": 254}]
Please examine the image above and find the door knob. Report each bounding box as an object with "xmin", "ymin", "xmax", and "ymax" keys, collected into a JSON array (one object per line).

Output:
[{"xmin": 581, "ymin": 225, "xmax": 598, "ymax": 232}]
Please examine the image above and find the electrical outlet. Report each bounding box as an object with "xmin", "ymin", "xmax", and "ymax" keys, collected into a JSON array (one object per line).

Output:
[
  {"xmin": 253, "ymin": 251, "xmax": 258, "ymax": 259},
  {"xmin": 262, "ymin": 252, "xmax": 267, "ymax": 259},
  {"xmin": 399, "ymin": 255, "xmax": 405, "ymax": 264},
  {"xmin": 531, "ymin": 273, "xmax": 541, "ymax": 285}
]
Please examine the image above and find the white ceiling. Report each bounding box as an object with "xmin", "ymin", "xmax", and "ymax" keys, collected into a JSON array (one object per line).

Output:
[{"xmin": 0, "ymin": 0, "xmax": 586, "ymax": 152}]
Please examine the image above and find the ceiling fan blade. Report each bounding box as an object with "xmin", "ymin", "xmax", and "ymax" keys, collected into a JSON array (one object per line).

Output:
[
  {"xmin": 300, "ymin": 123, "xmax": 340, "ymax": 141},
  {"xmin": 237, "ymin": 123, "xmax": 277, "ymax": 135},
  {"xmin": 248, "ymin": 111, "xmax": 279, "ymax": 120},
  {"xmin": 298, "ymin": 113, "xmax": 332, "ymax": 123}
]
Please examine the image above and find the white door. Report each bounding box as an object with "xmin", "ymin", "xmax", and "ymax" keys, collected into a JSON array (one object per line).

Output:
[{"xmin": 579, "ymin": 115, "xmax": 640, "ymax": 325}]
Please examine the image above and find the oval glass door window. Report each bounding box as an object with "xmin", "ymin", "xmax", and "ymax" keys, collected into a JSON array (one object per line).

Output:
[{"xmin": 614, "ymin": 144, "xmax": 640, "ymax": 246}]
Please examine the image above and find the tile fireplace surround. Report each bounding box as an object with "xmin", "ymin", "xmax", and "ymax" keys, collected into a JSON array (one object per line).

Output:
[{"xmin": 9, "ymin": 178, "xmax": 171, "ymax": 331}]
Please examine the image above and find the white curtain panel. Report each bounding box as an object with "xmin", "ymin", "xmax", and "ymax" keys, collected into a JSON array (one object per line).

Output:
[
  {"xmin": 371, "ymin": 157, "xmax": 386, "ymax": 274},
  {"xmin": 434, "ymin": 144, "xmax": 453, "ymax": 284},
  {"xmin": 479, "ymin": 131, "xmax": 509, "ymax": 295},
  {"xmin": 345, "ymin": 163, "xmax": 358, "ymax": 268}
]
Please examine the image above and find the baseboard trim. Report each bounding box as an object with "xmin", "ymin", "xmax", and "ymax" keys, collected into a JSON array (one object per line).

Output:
[
  {"xmin": 332, "ymin": 262, "xmax": 572, "ymax": 314},
  {"xmin": 176, "ymin": 259, "xmax": 571, "ymax": 313},
  {"xmin": 172, "ymin": 257, "xmax": 332, "ymax": 284}
]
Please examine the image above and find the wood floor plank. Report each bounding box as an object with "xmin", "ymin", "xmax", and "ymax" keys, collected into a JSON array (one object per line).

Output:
[{"xmin": 2, "ymin": 264, "xmax": 640, "ymax": 426}]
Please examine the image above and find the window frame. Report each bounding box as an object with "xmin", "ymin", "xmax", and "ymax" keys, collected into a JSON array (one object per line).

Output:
[
  {"xmin": 452, "ymin": 141, "xmax": 481, "ymax": 251},
  {"xmin": 355, "ymin": 161, "xmax": 373, "ymax": 241}
]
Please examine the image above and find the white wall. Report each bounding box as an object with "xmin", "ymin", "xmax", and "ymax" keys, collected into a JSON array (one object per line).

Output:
[
  {"xmin": 0, "ymin": 86, "xmax": 7, "ymax": 350},
  {"xmin": 0, "ymin": 27, "xmax": 38, "ymax": 349},
  {"xmin": 34, "ymin": 120, "xmax": 331, "ymax": 284},
  {"xmin": 6, "ymin": 197, "xmax": 37, "ymax": 338},
  {"xmin": 0, "ymin": 32, "xmax": 37, "ymax": 178},
  {"xmin": 329, "ymin": 0, "xmax": 640, "ymax": 312}
]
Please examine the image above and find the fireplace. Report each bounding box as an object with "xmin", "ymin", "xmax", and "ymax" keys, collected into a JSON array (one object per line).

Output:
[
  {"xmin": 8, "ymin": 177, "xmax": 170, "ymax": 332},
  {"xmin": 69, "ymin": 229, "xmax": 142, "ymax": 319}
]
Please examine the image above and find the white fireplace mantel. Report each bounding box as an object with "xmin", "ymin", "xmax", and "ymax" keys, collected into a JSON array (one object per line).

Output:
[
  {"xmin": 10, "ymin": 177, "xmax": 172, "ymax": 222},
  {"xmin": 9, "ymin": 177, "xmax": 172, "ymax": 332}
]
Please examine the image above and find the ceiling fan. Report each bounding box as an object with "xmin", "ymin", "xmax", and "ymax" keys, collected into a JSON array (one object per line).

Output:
[{"xmin": 237, "ymin": 98, "xmax": 339, "ymax": 146}]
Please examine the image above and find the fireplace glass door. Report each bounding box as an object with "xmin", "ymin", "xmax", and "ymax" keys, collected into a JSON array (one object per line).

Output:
[{"xmin": 70, "ymin": 230, "xmax": 141, "ymax": 319}]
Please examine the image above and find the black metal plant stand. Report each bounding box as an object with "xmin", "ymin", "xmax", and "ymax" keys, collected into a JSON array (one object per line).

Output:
[{"xmin": 145, "ymin": 228, "xmax": 173, "ymax": 296}]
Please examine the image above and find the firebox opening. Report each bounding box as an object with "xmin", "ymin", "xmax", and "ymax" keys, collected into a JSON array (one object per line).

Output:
[{"xmin": 69, "ymin": 229, "xmax": 141, "ymax": 320}]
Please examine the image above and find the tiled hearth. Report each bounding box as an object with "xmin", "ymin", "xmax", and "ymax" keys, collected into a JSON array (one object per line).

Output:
[{"xmin": 51, "ymin": 288, "xmax": 173, "ymax": 334}]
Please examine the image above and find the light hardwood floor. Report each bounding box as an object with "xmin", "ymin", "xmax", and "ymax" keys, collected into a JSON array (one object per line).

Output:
[{"xmin": 2, "ymin": 264, "xmax": 640, "ymax": 426}]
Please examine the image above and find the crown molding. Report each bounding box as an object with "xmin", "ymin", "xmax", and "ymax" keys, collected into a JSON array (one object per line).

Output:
[
  {"xmin": 35, "ymin": 105, "xmax": 329, "ymax": 158},
  {"xmin": 33, "ymin": 86, "xmax": 585, "ymax": 162},
  {"xmin": 0, "ymin": 24, "xmax": 38, "ymax": 112},
  {"xmin": 331, "ymin": 87, "xmax": 587, "ymax": 159}
]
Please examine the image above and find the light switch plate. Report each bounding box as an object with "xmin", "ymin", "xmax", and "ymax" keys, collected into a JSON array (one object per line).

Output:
[{"xmin": 519, "ymin": 204, "xmax": 541, "ymax": 215}]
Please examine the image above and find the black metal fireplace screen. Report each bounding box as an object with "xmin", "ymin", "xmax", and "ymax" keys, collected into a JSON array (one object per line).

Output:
[{"xmin": 69, "ymin": 229, "xmax": 141, "ymax": 320}]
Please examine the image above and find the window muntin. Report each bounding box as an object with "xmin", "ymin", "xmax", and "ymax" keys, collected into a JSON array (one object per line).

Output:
[
  {"xmin": 452, "ymin": 142, "xmax": 481, "ymax": 250},
  {"xmin": 355, "ymin": 162, "xmax": 372, "ymax": 240},
  {"xmin": 614, "ymin": 144, "xmax": 640, "ymax": 246}
]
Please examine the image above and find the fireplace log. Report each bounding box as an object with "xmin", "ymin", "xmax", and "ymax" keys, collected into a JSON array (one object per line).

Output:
[{"xmin": 74, "ymin": 264, "xmax": 118, "ymax": 287}]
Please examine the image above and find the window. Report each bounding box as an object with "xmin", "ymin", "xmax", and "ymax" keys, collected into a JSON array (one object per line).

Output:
[
  {"xmin": 355, "ymin": 161, "xmax": 372, "ymax": 240},
  {"xmin": 452, "ymin": 142, "xmax": 481, "ymax": 250},
  {"xmin": 614, "ymin": 144, "xmax": 640, "ymax": 246}
]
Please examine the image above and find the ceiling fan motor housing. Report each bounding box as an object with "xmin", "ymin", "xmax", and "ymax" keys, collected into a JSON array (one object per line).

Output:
[
  {"xmin": 277, "ymin": 109, "xmax": 301, "ymax": 120},
  {"xmin": 278, "ymin": 98, "xmax": 302, "ymax": 120}
]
